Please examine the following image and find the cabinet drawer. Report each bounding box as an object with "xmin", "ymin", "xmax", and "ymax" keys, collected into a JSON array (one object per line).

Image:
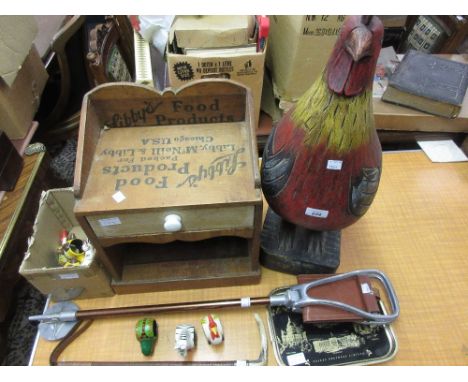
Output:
[{"xmin": 87, "ymin": 205, "xmax": 255, "ymax": 239}]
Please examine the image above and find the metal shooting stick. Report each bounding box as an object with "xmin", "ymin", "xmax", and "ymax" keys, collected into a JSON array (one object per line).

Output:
[{"xmin": 30, "ymin": 269, "xmax": 399, "ymax": 342}]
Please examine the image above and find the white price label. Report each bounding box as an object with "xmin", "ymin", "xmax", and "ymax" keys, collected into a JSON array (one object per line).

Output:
[
  {"xmin": 287, "ymin": 352, "xmax": 307, "ymax": 366},
  {"xmin": 240, "ymin": 297, "xmax": 251, "ymax": 308},
  {"xmin": 305, "ymin": 207, "xmax": 329, "ymax": 219},
  {"xmin": 58, "ymin": 273, "xmax": 79, "ymax": 280},
  {"xmin": 98, "ymin": 217, "xmax": 122, "ymax": 227},
  {"xmin": 361, "ymin": 282, "xmax": 372, "ymax": 294},
  {"xmin": 327, "ymin": 160, "xmax": 343, "ymax": 170},
  {"xmin": 112, "ymin": 191, "xmax": 126, "ymax": 203}
]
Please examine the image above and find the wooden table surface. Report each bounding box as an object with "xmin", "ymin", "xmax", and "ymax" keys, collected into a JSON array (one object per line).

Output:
[
  {"xmin": 0, "ymin": 152, "xmax": 44, "ymax": 252},
  {"xmin": 0, "ymin": 152, "xmax": 46, "ymax": 322},
  {"xmin": 30, "ymin": 151, "xmax": 468, "ymax": 366}
]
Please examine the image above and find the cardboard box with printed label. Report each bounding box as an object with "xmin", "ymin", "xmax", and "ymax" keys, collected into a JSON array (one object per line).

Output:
[
  {"xmin": 166, "ymin": 15, "xmax": 265, "ymax": 127},
  {"xmin": 20, "ymin": 188, "xmax": 114, "ymax": 301},
  {"xmin": 0, "ymin": 16, "xmax": 48, "ymax": 139},
  {"xmin": 266, "ymin": 15, "xmax": 344, "ymax": 103}
]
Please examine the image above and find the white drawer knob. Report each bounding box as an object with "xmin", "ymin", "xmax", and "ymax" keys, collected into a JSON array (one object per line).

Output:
[{"xmin": 164, "ymin": 214, "xmax": 182, "ymax": 232}]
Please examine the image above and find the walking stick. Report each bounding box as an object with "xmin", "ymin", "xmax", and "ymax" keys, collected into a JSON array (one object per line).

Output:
[{"xmin": 47, "ymin": 313, "xmax": 268, "ymax": 366}]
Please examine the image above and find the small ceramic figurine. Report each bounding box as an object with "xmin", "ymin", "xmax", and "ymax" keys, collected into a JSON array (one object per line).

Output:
[
  {"xmin": 135, "ymin": 318, "xmax": 158, "ymax": 356},
  {"xmin": 201, "ymin": 314, "xmax": 224, "ymax": 345},
  {"xmin": 56, "ymin": 230, "xmax": 86, "ymax": 267},
  {"xmin": 56, "ymin": 229, "xmax": 94, "ymax": 267},
  {"xmin": 175, "ymin": 324, "xmax": 196, "ymax": 357}
]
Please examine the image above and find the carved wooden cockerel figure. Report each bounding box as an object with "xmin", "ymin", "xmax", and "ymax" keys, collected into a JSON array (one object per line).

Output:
[{"xmin": 260, "ymin": 15, "xmax": 384, "ymax": 274}]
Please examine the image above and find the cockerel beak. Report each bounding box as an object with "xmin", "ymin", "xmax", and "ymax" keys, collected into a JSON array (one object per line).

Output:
[{"xmin": 345, "ymin": 26, "xmax": 373, "ymax": 62}]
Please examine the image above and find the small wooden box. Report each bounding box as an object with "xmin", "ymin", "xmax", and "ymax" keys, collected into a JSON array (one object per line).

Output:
[{"xmin": 73, "ymin": 80, "xmax": 262, "ymax": 293}]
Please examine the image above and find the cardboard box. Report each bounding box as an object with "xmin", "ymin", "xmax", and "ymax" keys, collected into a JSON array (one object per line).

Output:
[
  {"xmin": 166, "ymin": 15, "xmax": 265, "ymax": 127},
  {"xmin": 266, "ymin": 15, "xmax": 343, "ymax": 102},
  {"xmin": 0, "ymin": 16, "xmax": 48, "ymax": 139},
  {"xmin": 167, "ymin": 51, "xmax": 265, "ymax": 127},
  {"xmin": 170, "ymin": 15, "xmax": 255, "ymax": 49},
  {"xmin": 0, "ymin": 16, "xmax": 38, "ymax": 87},
  {"xmin": 20, "ymin": 188, "xmax": 114, "ymax": 301}
]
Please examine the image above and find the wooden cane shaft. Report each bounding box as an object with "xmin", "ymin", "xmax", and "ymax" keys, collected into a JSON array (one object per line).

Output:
[{"xmin": 76, "ymin": 296, "xmax": 270, "ymax": 320}]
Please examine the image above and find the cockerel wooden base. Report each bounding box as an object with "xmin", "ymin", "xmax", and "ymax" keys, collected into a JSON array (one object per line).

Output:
[{"xmin": 260, "ymin": 208, "xmax": 340, "ymax": 274}]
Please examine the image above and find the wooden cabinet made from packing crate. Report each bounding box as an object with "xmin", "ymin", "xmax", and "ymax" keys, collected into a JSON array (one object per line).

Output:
[{"xmin": 73, "ymin": 80, "xmax": 263, "ymax": 293}]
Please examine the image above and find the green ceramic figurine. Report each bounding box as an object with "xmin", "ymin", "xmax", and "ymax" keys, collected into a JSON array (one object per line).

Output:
[{"xmin": 135, "ymin": 318, "xmax": 158, "ymax": 356}]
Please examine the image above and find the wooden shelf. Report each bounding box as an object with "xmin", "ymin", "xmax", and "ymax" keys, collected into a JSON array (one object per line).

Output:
[
  {"xmin": 74, "ymin": 81, "xmax": 263, "ymax": 292},
  {"xmin": 113, "ymin": 256, "xmax": 260, "ymax": 294}
]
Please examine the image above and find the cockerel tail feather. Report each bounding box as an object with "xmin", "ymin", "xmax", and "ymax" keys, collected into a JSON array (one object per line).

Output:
[{"xmin": 291, "ymin": 72, "xmax": 374, "ymax": 155}]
